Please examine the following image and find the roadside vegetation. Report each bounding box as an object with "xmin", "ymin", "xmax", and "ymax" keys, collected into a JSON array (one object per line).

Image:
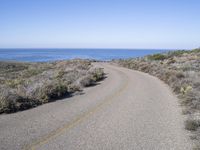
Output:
[
  {"xmin": 0, "ymin": 59, "xmax": 104, "ymax": 114},
  {"xmin": 114, "ymin": 48, "xmax": 200, "ymax": 148}
]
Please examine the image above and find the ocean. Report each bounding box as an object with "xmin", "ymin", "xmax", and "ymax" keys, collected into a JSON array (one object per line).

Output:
[{"xmin": 0, "ymin": 49, "xmax": 168, "ymax": 62}]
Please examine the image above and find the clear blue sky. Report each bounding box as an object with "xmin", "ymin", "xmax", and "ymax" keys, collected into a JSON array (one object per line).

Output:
[{"xmin": 0, "ymin": 0, "xmax": 199, "ymax": 49}]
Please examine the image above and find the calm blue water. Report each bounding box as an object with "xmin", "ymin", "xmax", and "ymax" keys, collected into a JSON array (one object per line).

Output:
[{"xmin": 0, "ymin": 49, "xmax": 168, "ymax": 62}]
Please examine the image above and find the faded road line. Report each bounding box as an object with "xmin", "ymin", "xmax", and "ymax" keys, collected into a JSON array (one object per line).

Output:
[{"xmin": 24, "ymin": 69, "xmax": 129, "ymax": 150}]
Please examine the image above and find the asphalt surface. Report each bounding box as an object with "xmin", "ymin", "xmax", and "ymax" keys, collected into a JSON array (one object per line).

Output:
[{"xmin": 0, "ymin": 63, "xmax": 192, "ymax": 150}]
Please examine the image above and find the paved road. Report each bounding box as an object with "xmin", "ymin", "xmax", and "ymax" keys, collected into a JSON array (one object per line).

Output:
[{"xmin": 0, "ymin": 63, "xmax": 192, "ymax": 150}]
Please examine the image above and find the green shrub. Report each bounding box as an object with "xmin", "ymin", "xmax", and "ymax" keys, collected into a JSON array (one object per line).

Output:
[
  {"xmin": 192, "ymin": 48, "xmax": 200, "ymax": 53},
  {"xmin": 39, "ymin": 82, "xmax": 69, "ymax": 102},
  {"xmin": 5, "ymin": 79, "xmax": 24, "ymax": 88},
  {"xmin": 167, "ymin": 50, "xmax": 187, "ymax": 57},
  {"xmin": 148, "ymin": 54, "xmax": 167, "ymax": 61},
  {"xmin": 92, "ymin": 68, "xmax": 104, "ymax": 81}
]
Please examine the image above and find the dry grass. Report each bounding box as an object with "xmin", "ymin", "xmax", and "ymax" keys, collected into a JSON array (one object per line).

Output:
[
  {"xmin": 0, "ymin": 59, "xmax": 104, "ymax": 113},
  {"xmin": 114, "ymin": 48, "xmax": 200, "ymax": 147}
]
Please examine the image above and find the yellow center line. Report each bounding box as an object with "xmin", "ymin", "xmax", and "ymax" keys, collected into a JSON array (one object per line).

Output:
[{"xmin": 24, "ymin": 70, "xmax": 129, "ymax": 150}]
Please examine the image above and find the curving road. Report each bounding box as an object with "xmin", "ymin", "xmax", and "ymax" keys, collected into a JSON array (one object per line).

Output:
[{"xmin": 0, "ymin": 63, "xmax": 192, "ymax": 150}]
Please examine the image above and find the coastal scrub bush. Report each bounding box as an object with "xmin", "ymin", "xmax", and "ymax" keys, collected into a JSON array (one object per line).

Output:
[
  {"xmin": 78, "ymin": 68, "xmax": 104, "ymax": 87},
  {"xmin": 185, "ymin": 119, "xmax": 200, "ymax": 131},
  {"xmin": 79, "ymin": 75, "xmax": 94, "ymax": 87},
  {"xmin": 0, "ymin": 59, "xmax": 105, "ymax": 113},
  {"xmin": 147, "ymin": 53, "xmax": 167, "ymax": 61},
  {"xmin": 38, "ymin": 81, "xmax": 69, "ymax": 102},
  {"xmin": 167, "ymin": 50, "xmax": 187, "ymax": 57},
  {"xmin": 91, "ymin": 68, "xmax": 104, "ymax": 81},
  {"xmin": 0, "ymin": 88, "xmax": 26, "ymax": 113}
]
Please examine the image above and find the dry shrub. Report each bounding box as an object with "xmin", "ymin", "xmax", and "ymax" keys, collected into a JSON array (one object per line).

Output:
[
  {"xmin": 0, "ymin": 59, "xmax": 104, "ymax": 113},
  {"xmin": 185, "ymin": 119, "xmax": 200, "ymax": 131}
]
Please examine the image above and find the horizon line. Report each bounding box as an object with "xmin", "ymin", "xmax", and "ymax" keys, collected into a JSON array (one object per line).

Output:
[{"xmin": 0, "ymin": 47, "xmax": 190, "ymax": 50}]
